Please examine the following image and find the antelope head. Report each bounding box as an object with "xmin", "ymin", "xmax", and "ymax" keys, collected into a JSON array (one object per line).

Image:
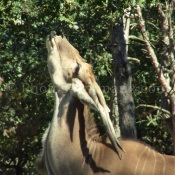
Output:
[{"xmin": 46, "ymin": 31, "xmax": 124, "ymax": 157}]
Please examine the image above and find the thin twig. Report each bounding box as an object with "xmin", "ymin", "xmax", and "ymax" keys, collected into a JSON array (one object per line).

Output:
[{"xmin": 128, "ymin": 57, "xmax": 140, "ymax": 64}]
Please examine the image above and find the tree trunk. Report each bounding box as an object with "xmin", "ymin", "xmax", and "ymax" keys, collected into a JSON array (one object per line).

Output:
[{"xmin": 110, "ymin": 20, "xmax": 137, "ymax": 139}]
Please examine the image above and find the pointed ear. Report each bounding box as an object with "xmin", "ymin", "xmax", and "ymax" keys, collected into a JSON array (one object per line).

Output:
[{"xmin": 70, "ymin": 78, "xmax": 98, "ymax": 111}]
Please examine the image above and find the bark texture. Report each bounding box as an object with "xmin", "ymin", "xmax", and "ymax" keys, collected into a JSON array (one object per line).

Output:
[{"xmin": 110, "ymin": 22, "xmax": 137, "ymax": 139}]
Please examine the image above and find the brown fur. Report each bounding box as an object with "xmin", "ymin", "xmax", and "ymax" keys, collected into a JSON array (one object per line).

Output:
[
  {"xmin": 36, "ymin": 97, "xmax": 175, "ymax": 175},
  {"xmin": 36, "ymin": 32, "xmax": 175, "ymax": 175}
]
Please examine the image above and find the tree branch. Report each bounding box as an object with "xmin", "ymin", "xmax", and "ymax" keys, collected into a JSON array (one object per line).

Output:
[
  {"xmin": 168, "ymin": 2, "xmax": 175, "ymax": 66},
  {"xmin": 168, "ymin": 3, "xmax": 175, "ymax": 92},
  {"xmin": 128, "ymin": 57, "xmax": 140, "ymax": 64},
  {"xmin": 147, "ymin": 21, "xmax": 159, "ymax": 30},
  {"xmin": 136, "ymin": 104, "xmax": 171, "ymax": 117},
  {"xmin": 135, "ymin": 5, "xmax": 173, "ymax": 97},
  {"xmin": 129, "ymin": 35, "xmax": 145, "ymax": 43},
  {"xmin": 157, "ymin": 5, "xmax": 169, "ymax": 60}
]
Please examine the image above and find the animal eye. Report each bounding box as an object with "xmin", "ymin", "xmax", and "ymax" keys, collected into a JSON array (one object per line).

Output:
[{"xmin": 75, "ymin": 63, "xmax": 80, "ymax": 75}]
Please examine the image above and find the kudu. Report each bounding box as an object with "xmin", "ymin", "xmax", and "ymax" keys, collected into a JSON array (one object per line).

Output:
[{"xmin": 36, "ymin": 31, "xmax": 175, "ymax": 175}]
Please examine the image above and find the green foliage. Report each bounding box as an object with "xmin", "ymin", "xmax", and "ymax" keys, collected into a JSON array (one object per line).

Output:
[
  {"xmin": 137, "ymin": 113, "xmax": 172, "ymax": 154},
  {"xmin": 0, "ymin": 0, "xmax": 116, "ymax": 174},
  {"xmin": 129, "ymin": 2, "xmax": 173, "ymax": 154}
]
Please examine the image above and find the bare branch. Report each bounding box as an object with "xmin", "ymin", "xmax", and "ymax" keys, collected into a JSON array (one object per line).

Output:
[
  {"xmin": 128, "ymin": 57, "xmax": 140, "ymax": 64},
  {"xmin": 136, "ymin": 104, "xmax": 171, "ymax": 117},
  {"xmin": 124, "ymin": 6, "xmax": 132, "ymax": 55},
  {"xmin": 129, "ymin": 35, "xmax": 145, "ymax": 42},
  {"xmin": 130, "ymin": 23, "xmax": 138, "ymax": 30},
  {"xmin": 147, "ymin": 21, "xmax": 159, "ymax": 30},
  {"xmin": 135, "ymin": 5, "xmax": 173, "ymax": 97},
  {"xmin": 157, "ymin": 4, "xmax": 175, "ymax": 82},
  {"xmin": 157, "ymin": 5, "xmax": 171, "ymax": 79},
  {"xmin": 0, "ymin": 77, "xmax": 3, "ymax": 87},
  {"xmin": 0, "ymin": 77, "xmax": 3, "ymax": 98},
  {"xmin": 168, "ymin": 3, "xmax": 175, "ymax": 85}
]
